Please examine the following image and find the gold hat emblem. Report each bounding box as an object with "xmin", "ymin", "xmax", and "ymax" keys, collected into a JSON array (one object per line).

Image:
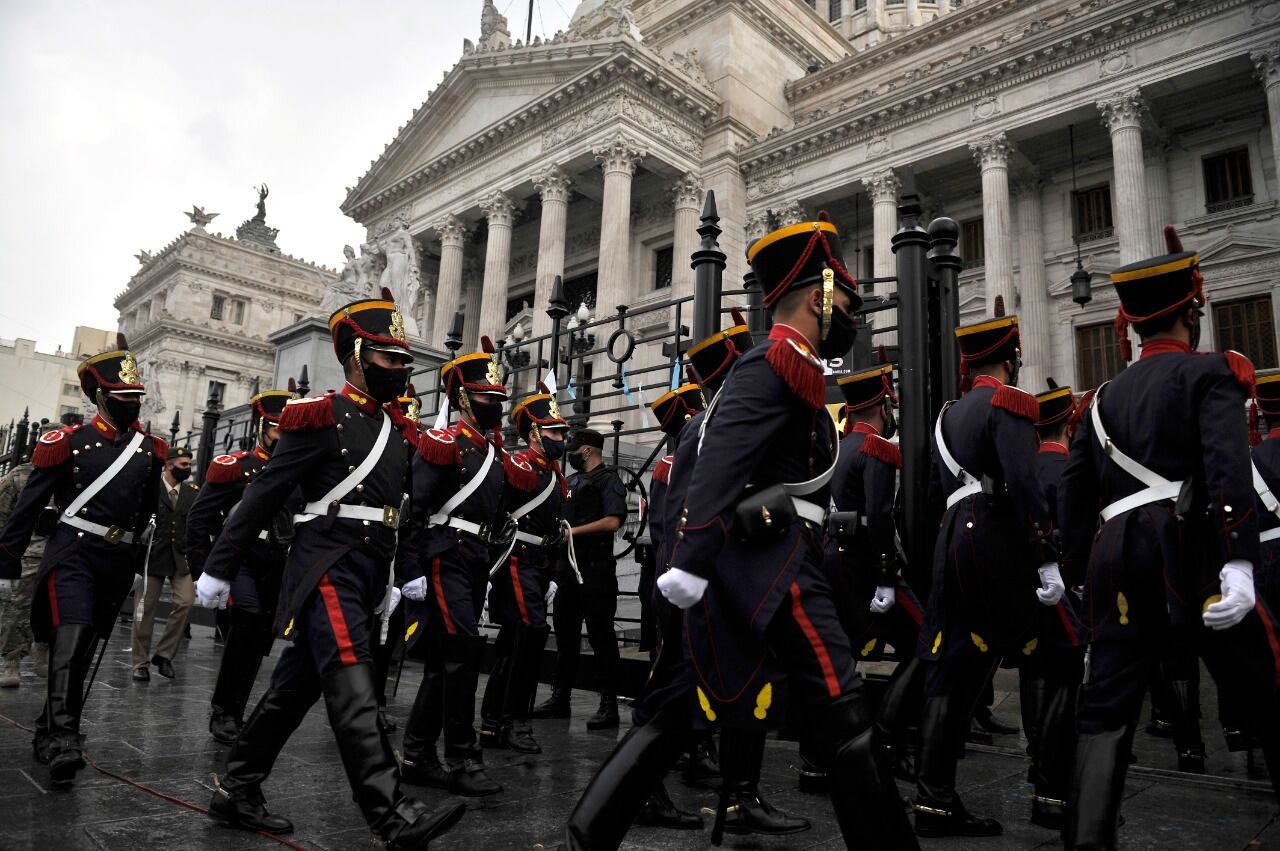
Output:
[
  {"xmin": 547, "ymin": 396, "xmax": 561, "ymax": 420},
  {"xmin": 388, "ymin": 310, "xmax": 406, "ymax": 341},
  {"xmin": 118, "ymin": 352, "xmax": 140, "ymax": 385},
  {"xmin": 405, "ymin": 397, "xmax": 421, "ymax": 422},
  {"xmin": 485, "ymin": 357, "xmax": 501, "ymax": 387}
]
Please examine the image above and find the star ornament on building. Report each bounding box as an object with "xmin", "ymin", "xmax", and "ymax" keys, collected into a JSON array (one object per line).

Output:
[{"xmin": 186, "ymin": 206, "xmax": 219, "ymax": 228}]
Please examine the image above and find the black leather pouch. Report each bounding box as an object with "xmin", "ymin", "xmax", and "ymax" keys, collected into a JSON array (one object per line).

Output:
[
  {"xmin": 733, "ymin": 484, "xmax": 795, "ymax": 542},
  {"xmin": 826, "ymin": 511, "xmax": 861, "ymax": 540}
]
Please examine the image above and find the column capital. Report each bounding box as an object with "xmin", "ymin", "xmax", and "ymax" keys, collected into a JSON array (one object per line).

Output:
[
  {"xmin": 1252, "ymin": 42, "xmax": 1280, "ymax": 88},
  {"xmin": 432, "ymin": 214, "xmax": 466, "ymax": 247},
  {"xmin": 745, "ymin": 211, "xmax": 770, "ymax": 243},
  {"xmin": 1097, "ymin": 88, "xmax": 1147, "ymax": 133},
  {"xmin": 670, "ymin": 173, "xmax": 703, "ymax": 211},
  {"xmin": 774, "ymin": 200, "xmax": 807, "ymax": 227},
  {"xmin": 533, "ymin": 164, "xmax": 572, "ymax": 204},
  {"xmin": 479, "ymin": 190, "xmax": 517, "ymax": 228},
  {"xmin": 593, "ymin": 133, "xmax": 647, "ymax": 177},
  {"xmin": 863, "ymin": 168, "xmax": 900, "ymax": 204},
  {"xmin": 969, "ymin": 132, "xmax": 1014, "ymax": 170}
]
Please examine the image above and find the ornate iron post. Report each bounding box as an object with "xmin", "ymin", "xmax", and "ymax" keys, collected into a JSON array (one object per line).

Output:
[
  {"xmin": 546, "ymin": 275, "xmax": 570, "ymax": 391},
  {"xmin": 13, "ymin": 408, "xmax": 30, "ymax": 467},
  {"xmin": 690, "ymin": 191, "xmax": 725, "ymax": 343},
  {"xmin": 928, "ymin": 217, "xmax": 963, "ymax": 405},
  {"xmin": 297, "ymin": 364, "xmax": 311, "ymax": 398},
  {"xmin": 195, "ymin": 384, "xmax": 223, "ymax": 485},
  {"xmin": 169, "ymin": 410, "xmax": 182, "ymax": 447}
]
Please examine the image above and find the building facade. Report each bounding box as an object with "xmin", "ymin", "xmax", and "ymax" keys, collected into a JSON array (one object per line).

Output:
[
  {"xmin": 0, "ymin": 326, "xmax": 115, "ymax": 429},
  {"xmin": 340, "ymin": 0, "xmax": 1278, "ymax": 419}
]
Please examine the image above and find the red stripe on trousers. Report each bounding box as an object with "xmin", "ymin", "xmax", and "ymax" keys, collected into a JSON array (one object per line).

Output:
[
  {"xmin": 317, "ymin": 575, "xmax": 358, "ymax": 666},
  {"xmin": 47, "ymin": 570, "xmax": 60, "ymax": 628},
  {"xmin": 789, "ymin": 582, "xmax": 840, "ymax": 698},
  {"xmin": 1056, "ymin": 601, "xmax": 1080, "ymax": 646},
  {"xmin": 509, "ymin": 555, "xmax": 530, "ymax": 625},
  {"xmin": 432, "ymin": 557, "xmax": 456, "ymax": 634},
  {"xmin": 1256, "ymin": 601, "xmax": 1280, "ymax": 687},
  {"xmin": 898, "ymin": 591, "xmax": 924, "ymax": 627}
]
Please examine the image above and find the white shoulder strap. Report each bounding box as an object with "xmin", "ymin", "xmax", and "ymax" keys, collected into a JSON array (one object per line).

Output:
[
  {"xmin": 428, "ymin": 438, "xmax": 496, "ymax": 526},
  {"xmin": 63, "ymin": 430, "xmax": 146, "ymax": 520},
  {"xmin": 1253, "ymin": 460, "xmax": 1280, "ymax": 520},
  {"xmin": 933, "ymin": 402, "xmax": 976, "ymax": 486},
  {"xmin": 1089, "ymin": 384, "xmax": 1176, "ymax": 490},
  {"xmin": 512, "ymin": 474, "xmax": 557, "ymax": 522},
  {"xmin": 303, "ymin": 413, "xmax": 392, "ymax": 514},
  {"xmin": 787, "ymin": 413, "xmax": 840, "ymax": 497}
]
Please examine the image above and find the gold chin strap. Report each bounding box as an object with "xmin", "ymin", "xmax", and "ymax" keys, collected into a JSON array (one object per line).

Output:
[
  {"xmin": 457, "ymin": 387, "xmax": 475, "ymax": 422},
  {"xmin": 530, "ymin": 421, "xmax": 542, "ymax": 448},
  {"xmin": 257, "ymin": 416, "xmax": 268, "ymax": 448},
  {"xmin": 820, "ymin": 267, "xmax": 835, "ymax": 342},
  {"xmin": 353, "ymin": 337, "xmax": 363, "ymax": 371}
]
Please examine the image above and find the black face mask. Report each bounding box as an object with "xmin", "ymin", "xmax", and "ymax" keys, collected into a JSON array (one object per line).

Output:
[
  {"xmin": 881, "ymin": 406, "xmax": 898, "ymax": 441},
  {"xmin": 102, "ymin": 397, "xmax": 141, "ymax": 430},
  {"xmin": 170, "ymin": 466, "xmax": 191, "ymax": 483},
  {"xmin": 469, "ymin": 398, "xmax": 504, "ymax": 432},
  {"xmin": 541, "ymin": 438, "xmax": 565, "ymax": 461},
  {"xmin": 567, "ymin": 451, "xmax": 587, "ymax": 472},
  {"xmin": 818, "ymin": 305, "xmax": 858, "ymax": 362},
  {"xmin": 363, "ymin": 362, "xmax": 409, "ymax": 404}
]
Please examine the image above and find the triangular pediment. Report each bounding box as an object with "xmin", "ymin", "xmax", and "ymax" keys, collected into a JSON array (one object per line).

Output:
[{"xmin": 1196, "ymin": 229, "xmax": 1280, "ymax": 265}]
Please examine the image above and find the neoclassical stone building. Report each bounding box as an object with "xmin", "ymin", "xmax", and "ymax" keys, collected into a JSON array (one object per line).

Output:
[
  {"xmin": 114, "ymin": 203, "xmax": 332, "ymax": 433},
  {"xmin": 343, "ymin": 0, "xmax": 1280, "ymax": 406}
]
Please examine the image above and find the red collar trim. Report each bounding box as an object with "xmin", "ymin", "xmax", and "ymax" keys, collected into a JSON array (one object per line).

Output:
[
  {"xmin": 89, "ymin": 414, "xmax": 140, "ymax": 441},
  {"xmin": 340, "ymin": 383, "xmax": 380, "ymax": 415},
  {"xmin": 852, "ymin": 422, "xmax": 881, "ymax": 436},
  {"xmin": 1039, "ymin": 441, "xmax": 1069, "ymax": 455},
  {"xmin": 768, "ymin": 323, "xmax": 819, "ymax": 357},
  {"xmin": 254, "ymin": 445, "xmax": 271, "ymax": 461},
  {"xmin": 1270, "ymin": 427, "xmax": 1280, "ymax": 441},
  {"xmin": 970, "ymin": 375, "xmax": 1004, "ymax": 391},
  {"xmin": 1139, "ymin": 339, "xmax": 1193, "ymax": 360},
  {"xmin": 456, "ymin": 421, "xmax": 492, "ymax": 449}
]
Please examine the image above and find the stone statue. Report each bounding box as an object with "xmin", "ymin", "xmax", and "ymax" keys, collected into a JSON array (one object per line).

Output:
[
  {"xmin": 379, "ymin": 221, "xmax": 422, "ymax": 338},
  {"xmin": 478, "ymin": 0, "xmax": 511, "ymax": 50},
  {"xmin": 253, "ymin": 184, "xmax": 269, "ymax": 223},
  {"xmin": 604, "ymin": 0, "xmax": 641, "ymax": 39},
  {"xmin": 138, "ymin": 359, "xmax": 166, "ymax": 423},
  {"xmin": 322, "ymin": 243, "xmax": 381, "ymax": 313}
]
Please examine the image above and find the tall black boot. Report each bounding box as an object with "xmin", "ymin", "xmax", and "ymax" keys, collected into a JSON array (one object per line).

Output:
[
  {"xmin": 1030, "ymin": 676, "xmax": 1079, "ymax": 830},
  {"xmin": 320, "ymin": 663, "xmax": 466, "ymax": 849},
  {"xmin": 442, "ymin": 634, "xmax": 501, "ymax": 796},
  {"xmin": 914, "ymin": 694, "xmax": 1001, "ymax": 837},
  {"xmin": 822, "ymin": 690, "xmax": 921, "ymax": 850},
  {"xmin": 502, "ymin": 623, "xmax": 549, "ymax": 754},
  {"xmin": 587, "ymin": 690, "xmax": 619, "ymax": 730},
  {"xmin": 877, "ymin": 655, "xmax": 925, "ymax": 782},
  {"xmin": 718, "ymin": 726, "xmax": 810, "ymax": 840},
  {"xmin": 210, "ymin": 608, "xmax": 262, "ymax": 744},
  {"xmin": 210, "ymin": 685, "xmax": 319, "ymax": 833},
  {"xmin": 1020, "ymin": 670, "xmax": 1048, "ymax": 775},
  {"xmin": 1168, "ymin": 674, "xmax": 1205, "ymax": 773},
  {"xmin": 564, "ymin": 704, "xmax": 690, "ymax": 850},
  {"xmin": 636, "ymin": 780, "xmax": 703, "ymax": 830},
  {"xmin": 400, "ymin": 636, "xmax": 448, "ymax": 790},
  {"xmin": 1063, "ymin": 724, "xmax": 1135, "ymax": 851},
  {"xmin": 45, "ymin": 624, "xmax": 97, "ymax": 788},
  {"xmin": 681, "ymin": 732, "xmax": 721, "ymax": 790},
  {"xmin": 479, "ymin": 628, "xmax": 514, "ymax": 749}
]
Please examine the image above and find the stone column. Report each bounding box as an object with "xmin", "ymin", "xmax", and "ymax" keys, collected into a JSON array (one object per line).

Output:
[
  {"xmin": 531, "ymin": 165, "xmax": 572, "ymax": 340},
  {"xmin": 593, "ymin": 134, "xmax": 647, "ymax": 315},
  {"xmin": 864, "ymin": 169, "xmax": 901, "ymax": 337},
  {"xmin": 1252, "ymin": 44, "xmax": 1280, "ymax": 199},
  {"xmin": 671, "ymin": 173, "xmax": 703, "ymax": 296},
  {"xmin": 462, "ymin": 276, "xmax": 482, "ymax": 352},
  {"xmin": 1097, "ymin": 89, "xmax": 1151, "ymax": 265},
  {"xmin": 1144, "ymin": 140, "xmax": 1172, "ymax": 256},
  {"xmin": 936, "ymin": 0, "xmax": 951, "ymax": 16},
  {"xmin": 1015, "ymin": 175, "xmax": 1050, "ymax": 393},
  {"xmin": 430, "ymin": 216, "xmax": 466, "ymax": 345},
  {"xmin": 774, "ymin": 200, "xmax": 807, "ymax": 227},
  {"xmin": 969, "ymin": 133, "xmax": 1016, "ymax": 315},
  {"xmin": 906, "ymin": 0, "xmax": 921, "ymax": 26},
  {"xmin": 477, "ymin": 190, "xmax": 516, "ymax": 343}
]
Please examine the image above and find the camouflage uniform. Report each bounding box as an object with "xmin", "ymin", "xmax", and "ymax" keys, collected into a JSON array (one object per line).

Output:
[{"xmin": 0, "ymin": 462, "xmax": 45, "ymax": 661}]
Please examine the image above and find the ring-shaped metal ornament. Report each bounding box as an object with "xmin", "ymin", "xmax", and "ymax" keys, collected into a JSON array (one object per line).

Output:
[{"xmin": 605, "ymin": 328, "xmax": 635, "ymax": 364}]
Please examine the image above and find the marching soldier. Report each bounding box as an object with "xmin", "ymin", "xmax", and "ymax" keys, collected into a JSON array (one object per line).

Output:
[
  {"xmin": 0, "ymin": 334, "xmax": 165, "ymax": 787},
  {"xmin": 1021, "ymin": 380, "xmax": 1087, "ymax": 829},
  {"xmin": 186, "ymin": 383, "xmax": 298, "ymax": 743},
  {"xmin": 827, "ymin": 360, "xmax": 927, "ymax": 782},
  {"xmin": 478, "ymin": 387, "xmax": 567, "ymax": 754},
  {"xmin": 398, "ymin": 338, "xmax": 533, "ymax": 796},
  {"xmin": 1059, "ymin": 228, "xmax": 1280, "ymax": 849},
  {"xmin": 566, "ymin": 214, "xmax": 918, "ymax": 849},
  {"xmin": 193, "ymin": 293, "xmax": 465, "ymax": 848},
  {"xmin": 914, "ymin": 298, "xmax": 1061, "ymax": 838}
]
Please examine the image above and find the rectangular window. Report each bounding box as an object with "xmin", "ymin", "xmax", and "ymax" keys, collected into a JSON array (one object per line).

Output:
[
  {"xmin": 1203, "ymin": 148, "xmax": 1253, "ymax": 213},
  {"xmin": 855, "ymin": 0, "xmax": 867, "ymax": 9},
  {"xmin": 565, "ymin": 272, "xmax": 598, "ymax": 313},
  {"xmin": 62, "ymin": 383, "xmax": 79, "ymax": 397},
  {"xmin": 960, "ymin": 218, "xmax": 985, "ymax": 269},
  {"xmin": 653, "ymin": 245, "xmax": 673, "ymax": 291},
  {"xmin": 829, "ymin": 0, "xmax": 843, "ymax": 21},
  {"xmin": 58, "ymin": 405, "xmax": 78, "ymax": 418},
  {"xmin": 1072, "ymin": 184, "xmax": 1114, "ymax": 242},
  {"xmin": 1075, "ymin": 322, "xmax": 1125, "ymax": 390},
  {"xmin": 207, "ymin": 380, "xmax": 227, "ymax": 406},
  {"xmin": 210, "ymin": 294, "xmax": 226, "ymax": 320},
  {"xmin": 1214, "ymin": 294, "xmax": 1276, "ymax": 369},
  {"xmin": 230, "ymin": 299, "xmax": 246, "ymax": 325}
]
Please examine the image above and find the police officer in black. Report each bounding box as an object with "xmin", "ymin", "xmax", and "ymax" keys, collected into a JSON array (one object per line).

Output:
[
  {"xmin": 0, "ymin": 334, "xmax": 164, "ymax": 788},
  {"xmin": 194, "ymin": 293, "xmax": 465, "ymax": 849},
  {"xmin": 186, "ymin": 382, "xmax": 298, "ymax": 744},
  {"xmin": 533, "ymin": 427, "xmax": 627, "ymax": 729}
]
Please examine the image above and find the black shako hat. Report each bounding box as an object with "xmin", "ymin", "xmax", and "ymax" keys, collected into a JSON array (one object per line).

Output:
[
  {"xmin": 649, "ymin": 384, "xmax": 706, "ymax": 436},
  {"xmin": 685, "ymin": 307, "xmax": 755, "ymax": 394},
  {"xmin": 439, "ymin": 336, "xmax": 508, "ymax": 401},
  {"xmin": 511, "ymin": 387, "xmax": 568, "ymax": 438},
  {"xmin": 1257, "ymin": 368, "xmax": 1280, "ymax": 420},
  {"xmin": 1035, "ymin": 379, "xmax": 1075, "ymax": 428},
  {"xmin": 78, "ymin": 332, "xmax": 146, "ymax": 397},
  {"xmin": 837, "ymin": 363, "xmax": 897, "ymax": 412},
  {"xmin": 327, "ymin": 288, "xmax": 414, "ymax": 365},
  {"xmin": 1111, "ymin": 225, "xmax": 1204, "ymax": 361},
  {"xmin": 955, "ymin": 295, "xmax": 1020, "ymax": 391},
  {"xmin": 747, "ymin": 213, "xmax": 861, "ymax": 311}
]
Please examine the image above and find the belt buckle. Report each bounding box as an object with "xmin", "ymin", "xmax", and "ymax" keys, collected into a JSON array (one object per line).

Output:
[
  {"xmin": 382, "ymin": 506, "xmax": 400, "ymax": 528},
  {"xmin": 104, "ymin": 525, "xmax": 125, "ymax": 544}
]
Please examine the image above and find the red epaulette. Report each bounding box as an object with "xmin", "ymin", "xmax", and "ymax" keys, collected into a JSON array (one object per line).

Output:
[
  {"xmin": 764, "ymin": 331, "xmax": 826, "ymax": 410},
  {"xmin": 502, "ymin": 449, "xmax": 539, "ymax": 492},
  {"xmin": 418, "ymin": 426, "xmax": 462, "ymax": 466},
  {"xmin": 860, "ymin": 434, "xmax": 903, "ymax": 469},
  {"xmin": 389, "ymin": 408, "xmax": 421, "ymax": 444},
  {"xmin": 1223, "ymin": 350, "xmax": 1256, "ymax": 395},
  {"xmin": 149, "ymin": 433, "xmax": 169, "ymax": 462},
  {"xmin": 205, "ymin": 451, "xmax": 249, "ymax": 485},
  {"xmin": 31, "ymin": 426, "xmax": 78, "ymax": 468},
  {"xmin": 653, "ymin": 454, "xmax": 674, "ymax": 485},
  {"xmin": 278, "ymin": 394, "xmax": 336, "ymax": 432},
  {"xmin": 990, "ymin": 385, "xmax": 1038, "ymax": 421}
]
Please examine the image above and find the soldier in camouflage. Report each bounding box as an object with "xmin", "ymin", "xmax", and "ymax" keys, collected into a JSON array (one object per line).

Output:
[{"xmin": 0, "ymin": 460, "xmax": 48, "ymax": 687}]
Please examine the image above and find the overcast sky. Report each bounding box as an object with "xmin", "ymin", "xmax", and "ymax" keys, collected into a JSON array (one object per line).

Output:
[{"xmin": 0, "ymin": 0, "xmax": 575, "ymax": 351}]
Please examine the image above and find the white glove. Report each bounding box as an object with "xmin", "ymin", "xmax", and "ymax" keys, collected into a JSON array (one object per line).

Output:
[
  {"xmin": 377, "ymin": 586, "xmax": 402, "ymax": 617},
  {"xmin": 195, "ymin": 573, "xmax": 231, "ymax": 609},
  {"xmin": 401, "ymin": 577, "xmax": 429, "ymax": 602},
  {"xmin": 1036, "ymin": 564, "xmax": 1065, "ymax": 606},
  {"xmin": 0, "ymin": 578, "xmax": 16, "ymax": 600},
  {"xmin": 870, "ymin": 585, "xmax": 896, "ymax": 614},
  {"xmin": 657, "ymin": 568, "xmax": 708, "ymax": 610},
  {"xmin": 545, "ymin": 580, "xmax": 558, "ymax": 606},
  {"xmin": 1203, "ymin": 560, "xmax": 1255, "ymax": 631}
]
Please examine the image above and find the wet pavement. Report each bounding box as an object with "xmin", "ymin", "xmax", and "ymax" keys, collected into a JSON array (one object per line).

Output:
[{"xmin": 0, "ymin": 620, "xmax": 1276, "ymax": 850}]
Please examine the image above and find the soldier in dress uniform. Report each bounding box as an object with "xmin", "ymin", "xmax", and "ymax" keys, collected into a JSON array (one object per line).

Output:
[
  {"xmin": 478, "ymin": 388, "xmax": 566, "ymax": 755},
  {"xmin": 913, "ymin": 300, "xmax": 1062, "ymax": 838},
  {"xmin": 565, "ymin": 215, "xmax": 919, "ymax": 850},
  {"xmin": 0, "ymin": 334, "xmax": 165, "ymax": 787},
  {"xmin": 186, "ymin": 382, "xmax": 298, "ymax": 743},
  {"xmin": 1058, "ymin": 227, "xmax": 1280, "ymax": 850},
  {"xmin": 1253, "ymin": 370, "xmax": 1280, "ymax": 612},
  {"xmin": 826, "ymin": 360, "xmax": 927, "ymax": 782},
  {"xmin": 193, "ymin": 293, "xmax": 465, "ymax": 848},
  {"xmin": 397, "ymin": 339, "xmax": 534, "ymax": 797},
  {"xmin": 1020, "ymin": 380, "xmax": 1087, "ymax": 829}
]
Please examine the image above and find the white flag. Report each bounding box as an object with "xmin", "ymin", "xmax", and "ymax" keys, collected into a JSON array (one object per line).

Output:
[
  {"xmin": 432, "ymin": 398, "xmax": 450, "ymax": 431},
  {"xmin": 543, "ymin": 369, "xmax": 558, "ymax": 395}
]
